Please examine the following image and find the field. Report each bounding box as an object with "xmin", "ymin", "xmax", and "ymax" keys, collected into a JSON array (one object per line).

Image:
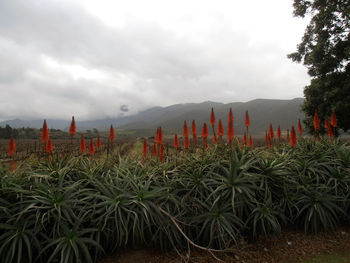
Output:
[
  {"xmin": 1, "ymin": 109, "xmax": 350, "ymax": 263},
  {"xmin": 1, "ymin": 130, "xmax": 350, "ymax": 262}
]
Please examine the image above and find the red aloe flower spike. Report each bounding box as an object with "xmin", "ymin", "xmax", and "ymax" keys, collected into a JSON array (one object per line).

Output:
[
  {"xmin": 248, "ymin": 136, "xmax": 253, "ymax": 148},
  {"xmin": 201, "ymin": 123, "xmax": 208, "ymax": 138},
  {"xmin": 217, "ymin": 120, "xmax": 224, "ymax": 137},
  {"xmin": 184, "ymin": 136, "xmax": 190, "ymax": 149},
  {"xmin": 227, "ymin": 121, "xmax": 234, "ymax": 145},
  {"xmin": 228, "ymin": 108, "xmax": 234, "ymax": 124},
  {"xmin": 155, "ymin": 127, "xmax": 160, "ymax": 144},
  {"xmin": 328, "ymin": 126, "xmax": 334, "ymax": 138},
  {"xmin": 96, "ymin": 133, "xmax": 102, "ymax": 148},
  {"xmin": 277, "ymin": 125, "xmax": 281, "ymax": 140},
  {"xmin": 158, "ymin": 127, "xmax": 163, "ymax": 145},
  {"xmin": 8, "ymin": 136, "xmax": 16, "ymax": 157},
  {"xmin": 210, "ymin": 108, "xmax": 216, "ymax": 127},
  {"xmin": 269, "ymin": 124, "xmax": 274, "ymax": 139},
  {"xmin": 243, "ymin": 132, "xmax": 247, "ymax": 146},
  {"xmin": 191, "ymin": 120, "xmax": 197, "ymax": 146},
  {"xmin": 325, "ymin": 117, "xmax": 330, "ymax": 130},
  {"xmin": 331, "ymin": 110, "xmax": 337, "ymax": 127},
  {"xmin": 313, "ymin": 110, "xmax": 320, "ymax": 132},
  {"xmin": 191, "ymin": 120, "xmax": 197, "ymax": 137},
  {"xmin": 46, "ymin": 138, "xmax": 53, "ymax": 154},
  {"xmin": 183, "ymin": 121, "xmax": 189, "ymax": 138},
  {"xmin": 142, "ymin": 138, "xmax": 147, "ymax": 157},
  {"xmin": 109, "ymin": 124, "xmax": 116, "ymax": 141},
  {"xmin": 298, "ymin": 119, "xmax": 303, "ymax": 136},
  {"xmin": 69, "ymin": 116, "xmax": 76, "ymax": 138},
  {"xmin": 174, "ymin": 134, "xmax": 179, "ymax": 150},
  {"xmin": 159, "ymin": 144, "xmax": 165, "ymax": 162},
  {"xmin": 89, "ymin": 138, "xmax": 95, "ymax": 155},
  {"xmin": 80, "ymin": 135, "xmax": 86, "ymax": 154},
  {"xmin": 213, "ymin": 133, "xmax": 217, "ymax": 144},
  {"xmin": 245, "ymin": 110, "xmax": 250, "ymax": 127},
  {"xmin": 201, "ymin": 123, "xmax": 209, "ymax": 148},
  {"xmin": 41, "ymin": 120, "xmax": 49, "ymax": 143},
  {"xmin": 286, "ymin": 128, "xmax": 290, "ymax": 141},
  {"xmin": 152, "ymin": 143, "xmax": 158, "ymax": 156},
  {"xmin": 290, "ymin": 126, "xmax": 297, "ymax": 147}
]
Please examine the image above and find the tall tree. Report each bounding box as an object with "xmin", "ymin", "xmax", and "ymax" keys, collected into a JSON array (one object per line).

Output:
[{"xmin": 288, "ymin": 0, "xmax": 350, "ymax": 133}]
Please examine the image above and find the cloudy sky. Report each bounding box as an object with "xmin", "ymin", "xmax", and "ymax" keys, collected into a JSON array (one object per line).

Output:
[{"xmin": 0, "ymin": 0, "xmax": 310, "ymax": 121}]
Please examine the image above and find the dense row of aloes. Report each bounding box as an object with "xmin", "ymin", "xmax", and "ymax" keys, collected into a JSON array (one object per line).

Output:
[
  {"xmin": 6, "ymin": 116, "xmax": 115, "ymax": 170},
  {"xmin": 142, "ymin": 107, "xmax": 340, "ymax": 159},
  {"xmin": 4, "ymin": 107, "xmax": 339, "ymax": 170},
  {"xmin": 0, "ymin": 138, "xmax": 349, "ymax": 262}
]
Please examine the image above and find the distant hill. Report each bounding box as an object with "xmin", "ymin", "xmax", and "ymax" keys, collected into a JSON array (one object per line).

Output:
[
  {"xmin": 0, "ymin": 98, "xmax": 305, "ymax": 135},
  {"xmin": 119, "ymin": 98, "xmax": 305, "ymax": 135}
]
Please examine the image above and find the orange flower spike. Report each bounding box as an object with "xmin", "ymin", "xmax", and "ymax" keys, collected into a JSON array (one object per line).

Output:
[
  {"xmin": 268, "ymin": 134, "xmax": 272, "ymax": 147},
  {"xmin": 331, "ymin": 110, "xmax": 337, "ymax": 127},
  {"xmin": 8, "ymin": 136, "xmax": 16, "ymax": 157},
  {"xmin": 213, "ymin": 133, "xmax": 217, "ymax": 144},
  {"xmin": 325, "ymin": 117, "xmax": 330, "ymax": 130},
  {"xmin": 69, "ymin": 116, "xmax": 76, "ymax": 138},
  {"xmin": 159, "ymin": 144, "xmax": 165, "ymax": 162},
  {"xmin": 290, "ymin": 126, "xmax": 297, "ymax": 147},
  {"xmin": 201, "ymin": 123, "xmax": 209, "ymax": 139},
  {"xmin": 248, "ymin": 136, "xmax": 253, "ymax": 148},
  {"xmin": 46, "ymin": 138, "xmax": 53, "ymax": 154},
  {"xmin": 158, "ymin": 126, "xmax": 163, "ymax": 145},
  {"xmin": 328, "ymin": 126, "xmax": 334, "ymax": 138},
  {"xmin": 41, "ymin": 120, "xmax": 49, "ymax": 142},
  {"xmin": 191, "ymin": 120, "xmax": 198, "ymax": 143},
  {"xmin": 269, "ymin": 124, "xmax": 274, "ymax": 139},
  {"xmin": 313, "ymin": 110, "xmax": 320, "ymax": 132},
  {"xmin": 142, "ymin": 138, "xmax": 147, "ymax": 157},
  {"xmin": 155, "ymin": 127, "xmax": 160, "ymax": 144},
  {"xmin": 245, "ymin": 110, "xmax": 250, "ymax": 127},
  {"xmin": 109, "ymin": 125, "xmax": 116, "ymax": 141},
  {"xmin": 210, "ymin": 108, "xmax": 216, "ymax": 127},
  {"xmin": 298, "ymin": 119, "xmax": 303, "ymax": 136},
  {"xmin": 80, "ymin": 135, "xmax": 86, "ymax": 154},
  {"xmin": 227, "ymin": 122, "xmax": 234, "ymax": 144},
  {"xmin": 217, "ymin": 120, "xmax": 224, "ymax": 137},
  {"xmin": 183, "ymin": 121, "xmax": 189, "ymax": 138},
  {"xmin": 243, "ymin": 132, "xmax": 247, "ymax": 146},
  {"xmin": 96, "ymin": 133, "xmax": 102, "ymax": 148},
  {"xmin": 152, "ymin": 143, "xmax": 158, "ymax": 156},
  {"xmin": 183, "ymin": 122, "xmax": 190, "ymax": 149},
  {"xmin": 228, "ymin": 108, "xmax": 234, "ymax": 124},
  {"xmin": 184, "ymin": 136, "xmax": 190, "ymax": 149},
  {"xmin": 174, "ymin": 134, "xmax": 179, "ymax": 149},
  {"xmin": 88, "ymin": 138, "xmax": 95, "ymax": 155},
  {"xmin": 277, "ymin": 125, "xmax": 281, "ymax": 139}
]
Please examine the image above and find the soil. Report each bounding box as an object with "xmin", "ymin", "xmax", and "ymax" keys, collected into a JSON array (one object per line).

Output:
[{"xmin": 100, "ymin": 227, "xmax": 350, "ymax": 263}]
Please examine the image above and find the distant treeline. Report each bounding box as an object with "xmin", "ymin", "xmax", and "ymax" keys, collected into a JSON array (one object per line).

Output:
[
  {"xmin": 0, "ymin": 125, "xmax": 116, "ymax": 140},
  {"xmin": 0, "ymin": 125, "xmax": 68, "ymax": 140}
]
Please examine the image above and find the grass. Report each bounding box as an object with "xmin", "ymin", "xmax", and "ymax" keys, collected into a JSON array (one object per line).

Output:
[{"xmin": 303, "ymin": 253, "xmax": 350, "ymax": 263}]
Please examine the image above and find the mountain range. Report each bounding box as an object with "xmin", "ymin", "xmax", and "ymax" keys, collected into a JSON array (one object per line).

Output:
[{"xmin": 0, "ymin": 98, "xmax": 305, "ymax": 135}]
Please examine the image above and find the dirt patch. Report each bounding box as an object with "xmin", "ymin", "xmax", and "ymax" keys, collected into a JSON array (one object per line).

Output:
[{"xmin": 100, "ymin": 227, "xmax": 350, "ymax": 263}]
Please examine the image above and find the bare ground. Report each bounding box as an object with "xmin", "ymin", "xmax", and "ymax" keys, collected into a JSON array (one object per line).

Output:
[{"xmin": 100, "ymin": 227, "xmax": 350, "ymax": 263}]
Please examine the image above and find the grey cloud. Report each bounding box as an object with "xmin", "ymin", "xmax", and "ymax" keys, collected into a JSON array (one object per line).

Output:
[
  {"xmin": 120, "ymin": 105, "xmax": 129, "ymax": 112},
  {"xmin": 0, "ymin": 0, "xmax": 309, "ymax": 121}
]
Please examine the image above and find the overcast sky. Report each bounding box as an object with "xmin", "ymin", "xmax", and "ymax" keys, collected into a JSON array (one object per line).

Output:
[{"xmin": 0, "ymin": 0, "xmax": 310, "ymax": 121}]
